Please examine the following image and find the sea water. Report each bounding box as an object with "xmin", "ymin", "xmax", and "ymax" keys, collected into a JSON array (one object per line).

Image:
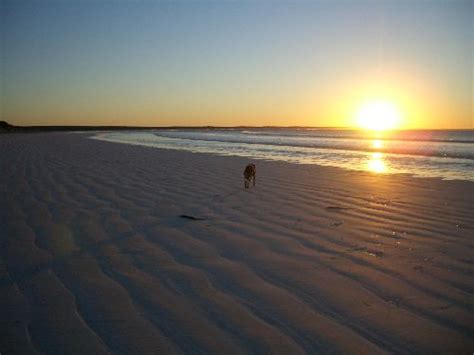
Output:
[{"xmin": 92, "ymin": 128, "xmax": 474, "ymax": 181}]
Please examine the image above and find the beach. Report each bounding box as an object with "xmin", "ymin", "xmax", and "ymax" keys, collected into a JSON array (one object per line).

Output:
[{"xmin": 1, "ymin": 132, "xmax": 473, "ymax": 353}]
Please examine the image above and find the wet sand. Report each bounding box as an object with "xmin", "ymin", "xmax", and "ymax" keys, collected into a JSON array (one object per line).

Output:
[{"xmin": 1, "ymin": 133, "xmax": 473, "ymax": 354}]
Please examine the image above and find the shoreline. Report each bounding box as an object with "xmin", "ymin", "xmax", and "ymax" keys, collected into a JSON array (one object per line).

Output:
[
  {"xmin": 1, "ymin": 132, "xmax": 473, "ymax": 353},
  {"xmin": 93, "ymin": 131, "xmax": 474, "ymax": 183}
]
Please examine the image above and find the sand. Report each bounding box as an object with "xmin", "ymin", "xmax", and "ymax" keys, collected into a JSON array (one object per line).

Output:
[{"xmin": 1, "ymin": 132, "xmax": 473, "ymax": 354}]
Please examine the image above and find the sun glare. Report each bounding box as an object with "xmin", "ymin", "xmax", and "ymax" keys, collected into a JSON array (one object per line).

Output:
[
  {"xmin": 367, "ymin": 152, "xmax": 387, "ymax": 173},
  {"xmin": 372, "ymin": 139, "xmax": 383, "ymax": 149},
  {"xmin": 356, "ymin": 100, "xmax": 401, "ymax": 131}
]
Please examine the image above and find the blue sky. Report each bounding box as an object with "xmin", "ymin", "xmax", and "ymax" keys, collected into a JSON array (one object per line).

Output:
[{"xmin": 1, "ymin": 0, "xmax": 472, "ymax": 127}]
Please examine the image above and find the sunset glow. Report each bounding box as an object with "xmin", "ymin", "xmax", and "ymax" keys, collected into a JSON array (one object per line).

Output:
[
  {"xmin": 372, "ymin": 140, "xmax": 384, "ymax": 149},
  {"xmin": 355, "ymin": 101, "xmax": 401, "ymax": 131},
  {"xmin": 1, "ymin": 1, "xmax": 471, "ymax": 129},
  {"xmin": 1, "ymin": 2, "xmax": 473, "ymax": 354}
]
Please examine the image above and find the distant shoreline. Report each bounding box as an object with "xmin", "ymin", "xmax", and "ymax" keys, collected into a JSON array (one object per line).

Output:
[
  {"xmin": 0, "ymin": 121, "xmax": 472, "ymax": 133},
  {"xmin": 0, "ymin": 121, "xmax": 347, "ymax": 133}
]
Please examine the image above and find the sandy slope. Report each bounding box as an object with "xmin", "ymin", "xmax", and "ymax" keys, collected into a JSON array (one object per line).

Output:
[{"xmin": 1, "ymin": 133, "xmax": 472, "ymax": 354}]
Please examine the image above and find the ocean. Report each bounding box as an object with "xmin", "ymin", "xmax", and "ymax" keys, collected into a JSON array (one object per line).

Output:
[{"xmin": 93, "ymin": 128, "xmax": 474, "ymax": 182}]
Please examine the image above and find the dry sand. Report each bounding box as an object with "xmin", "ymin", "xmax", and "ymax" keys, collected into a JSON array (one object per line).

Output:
[{"xmin": 1, "ymin": 133, "xmax": 473, "ymax": 354}]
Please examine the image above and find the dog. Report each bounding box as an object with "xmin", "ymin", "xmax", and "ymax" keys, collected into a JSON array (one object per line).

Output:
[{"xmin": 243, "ymin": 163, "xmax": 256, "ymax": 188}]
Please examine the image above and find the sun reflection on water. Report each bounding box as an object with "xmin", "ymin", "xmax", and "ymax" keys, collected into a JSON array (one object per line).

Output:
[
  {"xmin": 367, "ymin": 152, "xmax": 387, "ymax": 173},
  {"xmin": 372, "ymin": 139, "xmax": 383, "ymax": 149}
]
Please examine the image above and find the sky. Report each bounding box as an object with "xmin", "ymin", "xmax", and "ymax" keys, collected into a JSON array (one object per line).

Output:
[{"xmin": 1, "ymin": 0, "xmax": 472, "ymax": 128}]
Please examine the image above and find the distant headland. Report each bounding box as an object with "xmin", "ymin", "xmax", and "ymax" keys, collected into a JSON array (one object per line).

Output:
[{"xmin": 0, "ymin": 121, "xmax": 348, "ymax": 133}]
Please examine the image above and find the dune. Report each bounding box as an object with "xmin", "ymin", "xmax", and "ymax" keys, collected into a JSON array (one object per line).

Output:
[{"xmin": 1, "ymin": 132, "xmax": 473, "ymax": 353}]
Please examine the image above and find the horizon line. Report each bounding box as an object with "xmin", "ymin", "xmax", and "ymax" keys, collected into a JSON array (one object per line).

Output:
[{"xmin": 1, "ymin": 121, "xmax": 472, "ymax": 131}]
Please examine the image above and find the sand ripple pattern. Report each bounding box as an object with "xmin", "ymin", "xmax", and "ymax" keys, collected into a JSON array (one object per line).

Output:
[{"xmin": 1, "ymin": 133, "xmax": 473, "ymax": 354}]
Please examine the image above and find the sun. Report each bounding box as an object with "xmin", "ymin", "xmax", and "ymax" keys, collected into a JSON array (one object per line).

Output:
[{"xmin": 355, "ymin": 100, "xmax": 401, "ymax": 131}]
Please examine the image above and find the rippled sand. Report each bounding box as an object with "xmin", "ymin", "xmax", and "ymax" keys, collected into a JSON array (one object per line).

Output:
[{"xmin": 1, "ymin": 133, "xmax": 472, "ymax": 353}]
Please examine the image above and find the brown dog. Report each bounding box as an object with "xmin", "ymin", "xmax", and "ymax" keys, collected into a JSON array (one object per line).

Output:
[{"xmin": 243, "ymin": 163, "xmax": 256, "ymax": 188}]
